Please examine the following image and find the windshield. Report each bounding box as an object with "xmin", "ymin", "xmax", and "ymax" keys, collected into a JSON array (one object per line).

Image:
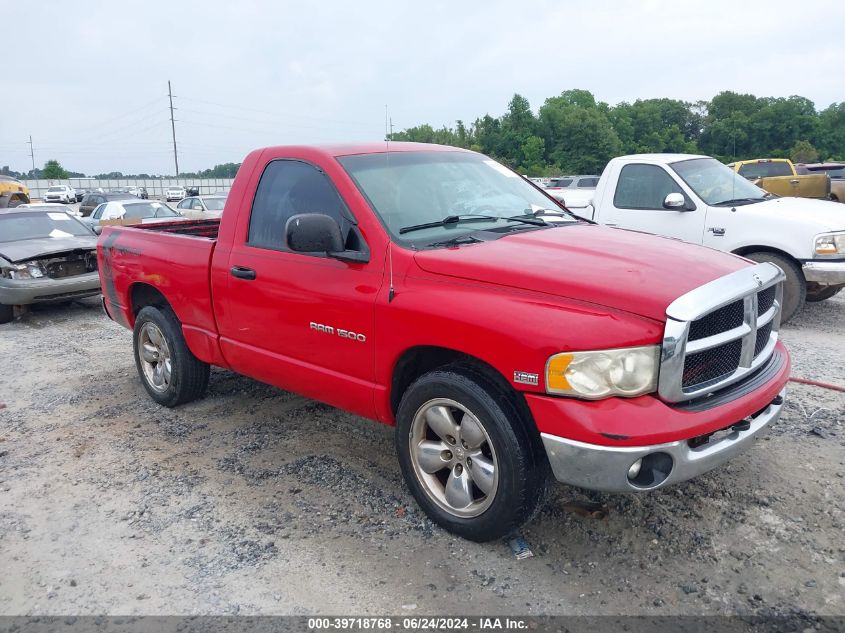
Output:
[
  {"xmin": 672, "ymin": 158, "xmax": 767, "ymax": 206},
  {"xmin": 203, "ymin": 197, "xmax": 226, "ymax": 210},
  {"xmin": 122, "ymin": 202, "xmax": 179, "ymax": 219},
  {"xmin": 0, "ymin": 212, "xmax": 92, "ymax": 242},
  {"xmin": 47, "ymin": 187, "xmax": 65, "ymax": 192},
  {"xmin": 338, "ymin": 151, "xmax": 574, "ymax": 244}
]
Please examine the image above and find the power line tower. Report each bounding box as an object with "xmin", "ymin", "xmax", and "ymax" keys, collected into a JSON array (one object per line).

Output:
[
  {"xmin": 28, "ymin": 135, "xmax": 35, "ymax": 172},
  {"xmin": 168, "ymin": 80, "xmax": 179, "ymax": 176}
]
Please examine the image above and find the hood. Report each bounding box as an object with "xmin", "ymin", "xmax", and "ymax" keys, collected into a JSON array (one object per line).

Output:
[
  {"xmin": 746, "ymin": 197, "xmax": 845, "ymax": 231},
  {"xmin": 0, "ymin": 235, "xmax": 98, "ymax": 263},
  {"xmin": 413, "ymin": 225, "xmax": 748, "ymax": 322}
]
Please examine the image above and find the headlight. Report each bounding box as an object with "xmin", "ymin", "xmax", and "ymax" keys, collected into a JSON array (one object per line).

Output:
[
  {"xmin": 546, "ymin": 345, "xmax": 660, "ymax": 399},
  {"xmin": 6, "ymin": 262, "xmax": 45, "ymax": 280},
  {"xmin": 814, "ymin": 232, "xmax": 845, "ymax": 257}
]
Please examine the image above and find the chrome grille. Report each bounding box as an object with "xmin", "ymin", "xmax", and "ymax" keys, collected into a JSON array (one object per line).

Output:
[{"xmin": 659, "ymin": 263, "xmax": 785, "ymax": 402}]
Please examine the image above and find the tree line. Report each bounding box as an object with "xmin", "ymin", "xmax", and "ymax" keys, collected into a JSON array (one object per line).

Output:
[{"xmin": 387, "ymin": 89, "xmax": 845, "ymax": 176}]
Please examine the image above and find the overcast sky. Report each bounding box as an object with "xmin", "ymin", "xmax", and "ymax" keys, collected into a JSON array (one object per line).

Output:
[{"xmin": 2, "ymin": 0, "xmax": 841, "ymax": 176}]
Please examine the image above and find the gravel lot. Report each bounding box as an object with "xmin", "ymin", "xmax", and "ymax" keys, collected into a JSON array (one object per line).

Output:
[{"xmin": 1, "ymin": 293, "xmax": 843, "ymax": 617}]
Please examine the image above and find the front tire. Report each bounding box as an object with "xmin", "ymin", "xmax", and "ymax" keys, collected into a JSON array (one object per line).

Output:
[
  {"xmin": 395, "ymin": 366, "xmax": 548, "ymax": 542},
  {"xmin": 745, "ymin": 252, "xmax": 806, "ymax": 323},
  {"xmin": 133, "ymin": 305, "xmax": 210, "ymax": 407}
]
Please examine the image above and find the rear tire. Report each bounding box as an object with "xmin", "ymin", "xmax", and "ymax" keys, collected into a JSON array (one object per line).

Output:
[
  {"xmin": 133, "ymin": 305, "xmax": 210, "ymax": 407},
  {"xmin": 7, "ymin": 198, "xmax": 24, "ymax": 208},
  {"xmin": 806, "ymin": 284, "xmax": 842, "ymax": 303},
  {"xmin": 0, "ymin": 303, "xmax": 14, "ymax": 324},
  {"xmin": 395, "ymin": 366, "xmax": 548, "ymax": 542},
  {"xmin": 745, "ymin": 252, "xmax": 805, "ymax": 323}
]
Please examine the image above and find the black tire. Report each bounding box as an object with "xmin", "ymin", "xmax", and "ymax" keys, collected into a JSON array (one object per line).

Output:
[
  {"xmin": 0, "ymin": 303, "xmax": 13, "ymax": 324},
  {"xmin": 745, "ymin": 252, "xmax": 806, "ymax": 323},
  {"xmin": 6, "ymin": 198, "xmax": 24, "ymax": 208},
  {"xmin": 805, "ymin": 284, "xmax": 842, "ymax": 303},
  {"xmin": 395, "ymin": 365, "xmax": 548, "ymax": 542},
  {"xmin": 133, "ymin": 305, "xmax": 209, "ymax": 407}
]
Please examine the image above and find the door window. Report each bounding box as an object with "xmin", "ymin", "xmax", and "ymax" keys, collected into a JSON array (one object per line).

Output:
[
  {"xmin": 248, "ymin": 160, "xmax": 354, "ymax": 252},
  {"xmin": 613, "ymin": 164, "xmax": 684, "ymax": 210}
]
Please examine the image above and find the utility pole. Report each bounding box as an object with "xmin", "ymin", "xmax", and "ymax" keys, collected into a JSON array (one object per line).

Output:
[
  {"xmin": 28, "ymin": 135, "xmax": 35, "ymax": 172},
  {"xmin": 168, "ymin": 80, "xmax": 179, "ymax": 176},
  {"xmin": 385, "ymin": 104, "xmax": 389, "ymax": 140}
]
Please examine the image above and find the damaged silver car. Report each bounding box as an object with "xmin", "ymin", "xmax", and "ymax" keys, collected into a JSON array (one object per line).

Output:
[{"xmin": 0, "ymin": 208, "xmax": 100, "ymax": 324}]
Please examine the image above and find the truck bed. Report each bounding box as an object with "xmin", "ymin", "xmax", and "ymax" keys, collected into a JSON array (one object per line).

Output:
[{"xmin": 133, "ymin": 218, "xmax": 221, "ymax": 239}]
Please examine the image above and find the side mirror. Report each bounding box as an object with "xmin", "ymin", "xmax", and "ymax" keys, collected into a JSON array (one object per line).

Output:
[
  {"xmin": 285, "ymin": 213, "xmax": 369, "ymax": 263},
  {"xmin": 663, "ymin": 192, "xmax": 686, "ymax": 210},
  {"xmin": 93, "ymin": 225, "xmax": 103, "ymax": 235}
]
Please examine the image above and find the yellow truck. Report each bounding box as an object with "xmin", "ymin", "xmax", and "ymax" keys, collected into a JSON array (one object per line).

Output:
[
  {"xmin": 0, "ymin": 175, "xmax": 30, "ymax": 207},
  {"xmin": 727, "ymin": 158, "xmax": 830, "ymax": 200}
]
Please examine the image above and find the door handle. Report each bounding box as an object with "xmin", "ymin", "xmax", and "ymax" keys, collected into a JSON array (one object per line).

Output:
[
  {"xmin": 789, "ymin": 179, "xmax": 800, "ymax": 185},
  {"xmin": 230, "ymin": 266, "xmax": 256, "ymax": 280}
]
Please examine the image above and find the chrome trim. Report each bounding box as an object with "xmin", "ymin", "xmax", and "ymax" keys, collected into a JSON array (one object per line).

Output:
[
  {"xmin": 541, "ymin": 389, "xmax": 784, "ymax": 492},
  {"xmin": 802, "ymin": 261, "xmax": 845, "ymax": 285},
  {"xmin": 658, "ymin": 263, "xmax": 785, "ymax": 403}
]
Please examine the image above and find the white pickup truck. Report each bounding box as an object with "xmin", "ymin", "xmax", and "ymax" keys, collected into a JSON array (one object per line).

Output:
[{"xmin": 563, "ymin": 154, "xmax": 845, "ymax": 321}]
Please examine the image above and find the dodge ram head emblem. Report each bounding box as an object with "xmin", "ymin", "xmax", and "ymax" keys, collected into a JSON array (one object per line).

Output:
[{"xmin": 753, "ymin": 273, "xmax": 763, "ymax": 287}]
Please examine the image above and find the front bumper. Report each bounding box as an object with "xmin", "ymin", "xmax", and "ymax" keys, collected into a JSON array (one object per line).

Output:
[
  {"xmin": 802, "ymin": 260, "xmax": 845, "ymax": 285},
  {"xmin": 542, "ymin": 389, "xmax": 784, "ymax": 492},
  {"xmin": 0, "ymin": 272, "xmax": 101, "ymax": 305}
]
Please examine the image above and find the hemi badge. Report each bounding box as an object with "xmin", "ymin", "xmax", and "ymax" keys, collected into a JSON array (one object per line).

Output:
[{"xmin": 514, "ymin": 371, "xmax": 539, "ymax": 386}]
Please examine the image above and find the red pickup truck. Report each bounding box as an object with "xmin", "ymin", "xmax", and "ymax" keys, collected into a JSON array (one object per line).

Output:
[{"xmin": 98, "ymin": 143, "xmax": 790, "ymax": 541}]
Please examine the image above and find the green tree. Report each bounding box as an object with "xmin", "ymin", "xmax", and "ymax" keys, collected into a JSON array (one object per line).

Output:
[
  {"xmin": 520, "ymin": 136, "xmax": 546, "ymax": 175},
  {"xmin": 790, "ymin": 140, "xmax": 819, "ymax": 164},
  {"xmin": 43, "ymin": 160, "xmax": 68, "ymax": 179},
  {"xmin": 817, "ymin": 103, "xmax": 845, "ymax": 160}
]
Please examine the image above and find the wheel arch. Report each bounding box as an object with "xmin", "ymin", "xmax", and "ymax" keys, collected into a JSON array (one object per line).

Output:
[
  {"xmin": 731, "ymin": 245, "xmax": 803, "ymax": 275},
  {"xmin": 129, "ymin": 282, "xmax": 172, "ymax": 321},
  {"xmin": 388, "ymin": 345, "xmax": 542, "ymax": 454}
]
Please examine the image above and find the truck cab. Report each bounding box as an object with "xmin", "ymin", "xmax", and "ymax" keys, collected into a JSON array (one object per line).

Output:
[{"xmin": 572, "ymin": 154, "xmax": 845, "ymax": 319}]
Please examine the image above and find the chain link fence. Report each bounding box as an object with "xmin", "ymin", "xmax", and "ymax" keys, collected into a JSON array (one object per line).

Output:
[{"xmin": 24, "ymin": 178, "xmax": 234, "ymax": 201}]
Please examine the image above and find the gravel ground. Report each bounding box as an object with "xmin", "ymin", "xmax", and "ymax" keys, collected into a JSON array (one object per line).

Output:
[{"xmin": 0, "ymin": 294, "xmax": 843, "ymax": 617}]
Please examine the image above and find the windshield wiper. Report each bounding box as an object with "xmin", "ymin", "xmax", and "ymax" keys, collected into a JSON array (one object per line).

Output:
[
  {"xmin": 399, "ymin": 214, "xmax": 499, "ymax": 235},
  {"xmin": 428, "ymin": 234, "xmax": 485, "ymax": 248},
  {"xmin": 503, "ymin": 215, "xmax": 548, "ymax": 226},
  {"xmin": 713, "ymin": 197, "xmax": 767, "ymax": 207}
]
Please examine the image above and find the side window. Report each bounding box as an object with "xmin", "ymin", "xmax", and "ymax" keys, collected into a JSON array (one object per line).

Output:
[
  {"xmin": 613, "ymin": 164, "xmax": 684, "ymax": 210},
  {"xmin": 192, "ymin": 199, "xmax": 204, "ymax": 210},
  {"xmin": 176, "ymin": 199, "xmax": 189, "ymax": 209},
  {"xmin": 248, "ymin": 160, "xmax": 353, "ymax": 251},
  {"xmin": 92, "ymin": 204, "xmax": 105, "ymax": 219},
  {"xmin": 577, "ymin": 177, "xmax": 599, "ymax": 188}
]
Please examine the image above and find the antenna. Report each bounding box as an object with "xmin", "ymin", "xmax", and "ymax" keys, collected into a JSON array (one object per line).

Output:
[{"xmin": 385, "ymin": 106, "xmax": 395, "ymax": 303}]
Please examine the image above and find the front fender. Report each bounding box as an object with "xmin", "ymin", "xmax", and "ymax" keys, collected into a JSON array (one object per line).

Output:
[{"xmin": 374, "ymin": 275, "xmax": 663, "ymax": 422}]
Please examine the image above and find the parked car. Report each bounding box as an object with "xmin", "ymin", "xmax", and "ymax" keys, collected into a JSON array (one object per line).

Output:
[
  {"xmin": 74, "ymin": 188, "xmax": 87, "ymax": 202},
  {"xmin": 20, "ymin": 203, "xmax": 80, "ymax": 217},
  {"xmin": 727, "ymin": 158, "xmax": 830, "ymax": 200},
  {"xmin": 0, "ymin": 207, "xmax": 100, "ymax": 323},
  {"xmin": 175, "ymin": 195, "xmax": 227, "ymax": 218},
  {"xmin": 165, "ymin": 187, "xmax": 187, "ymax": 201},
  {"xmin": 97, "ymin": 143, "xmax": 790, "ymax": 542},
  {"xmin": 544, "ymin": 175, "xmax": 600, "ymax": 202},
  {"xmin": 139, "ymin": 187, "xmax": 149, "ymax": 200},
  {"xmin": 0, "ymin": 175, "xmax": 30, "ymax": 208},
  {"xmin": 84, "ymin": 199, "xmax": 182, "ymax": 234},
  {"xmin": 566, "ymin": 153, "xmax": 845, "ymax": 317},
  {"xmin": 79, "ymin": 192, "xmax": 137, "ymax": 217},
  {"xmin": 43, "ymin": 185, "xmax": 77, "ymax": 204},
  {"xmin": 796, "ymin": 163, "xmax": 845, "ymax": 203}
]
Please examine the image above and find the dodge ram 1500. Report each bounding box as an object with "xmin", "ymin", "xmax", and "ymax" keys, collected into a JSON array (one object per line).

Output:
[{"xmin": 98, "ymin": 143, "xmax": 790, "ymax": 541}]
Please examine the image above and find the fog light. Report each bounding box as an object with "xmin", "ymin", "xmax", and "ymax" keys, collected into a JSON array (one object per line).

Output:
[{"xmin": 627, "ymin": 458, "xmax": 642, "ymax": 480}]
